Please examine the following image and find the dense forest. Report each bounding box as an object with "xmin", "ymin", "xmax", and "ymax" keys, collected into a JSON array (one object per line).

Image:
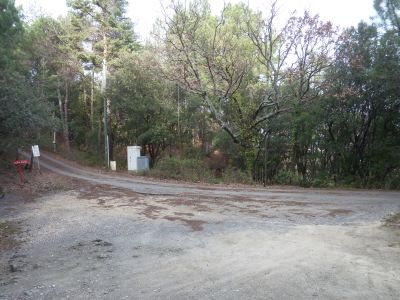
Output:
[{"xmin": 0, "ymin": 0, "xmax": 399, "ymax": 188}]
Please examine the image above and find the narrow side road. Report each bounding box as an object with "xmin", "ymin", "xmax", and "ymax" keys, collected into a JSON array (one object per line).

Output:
[{"xmin": 22, "ymin": 151, "xmax": 400, "ymax": 224}]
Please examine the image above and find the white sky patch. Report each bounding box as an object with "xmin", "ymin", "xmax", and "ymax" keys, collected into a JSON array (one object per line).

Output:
[{"xmin": 16, "ymin": 0, "xmax": 377, "ymax": 41}]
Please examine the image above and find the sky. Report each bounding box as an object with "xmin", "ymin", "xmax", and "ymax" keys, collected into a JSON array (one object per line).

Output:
[{"xmin": 15, "ymin": 0, "xmax": 377, "ymax": 41}]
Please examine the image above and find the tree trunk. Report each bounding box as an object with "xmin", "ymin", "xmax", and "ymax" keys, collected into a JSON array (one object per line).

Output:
[
  {"xmin": 57, "ymin": 81, "xmax": 70, "ymax": 152},
  {"xmin": 102, "ymin": 31, "xmax": 110, "ymax": 166},
  {"xmin": 91, "ymin": 68, "xmax": 95, "ymax": 130},
  {"xmin": 63, "ymin": 82, "xmax": 70, "ymax": 153},
  {"xmin": 83, "ymin": 85, "xmax": 87, "ymax": 110},
  {"xmin": 57, "ymin": 82, "xmax": 64, "ymax": 125},
  {"xmin": 109, "ymin": 130, "xmax": 114, "ymax": 161},
  {"xmin": 98, "ymin": 117, "xmax": 102, "ymax": 164}
]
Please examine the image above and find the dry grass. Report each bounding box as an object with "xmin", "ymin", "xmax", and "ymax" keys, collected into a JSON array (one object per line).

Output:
[{"xmin": 383, "ymin": 213, "xmax": 400, "ymax": 228}]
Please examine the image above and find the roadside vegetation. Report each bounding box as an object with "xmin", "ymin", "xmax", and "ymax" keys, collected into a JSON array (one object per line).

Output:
[
  {"xmin": 384, "ymin": 213, "xmax": 400, "ymax": 228},
  {"xmin": 147, "ymin": 157, "xmax": 253, "ymax": 185},
  {"xmin": 0, "ymin": 0, "xmax": 399, "ymax": 188}
]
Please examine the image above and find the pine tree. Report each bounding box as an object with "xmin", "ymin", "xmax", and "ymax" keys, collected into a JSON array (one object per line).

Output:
[{"xmin": 67, "ymin": 0, "xmax": 138, "ymax": 164}]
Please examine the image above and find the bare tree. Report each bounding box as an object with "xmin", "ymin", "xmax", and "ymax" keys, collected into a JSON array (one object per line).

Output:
[
  {"xmin": 155, "ymin": 0, "xmax": 255, "ymax": 147},
  {"xmin": 155, "ymin": 0, "xmax": 337, "ymax": 150},
  {"xmin": 246, "ymin": 1, "xmax": 338, "ymax": 129}
]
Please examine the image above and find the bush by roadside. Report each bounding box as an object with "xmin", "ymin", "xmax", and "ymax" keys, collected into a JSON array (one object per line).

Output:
[
  {"xmin": 145, "ymin": 157, "xmax": 253, "ymax": 185},
  {"xmin": 384, "ymin": 213, "xmax": 400, "ymax": 228}
]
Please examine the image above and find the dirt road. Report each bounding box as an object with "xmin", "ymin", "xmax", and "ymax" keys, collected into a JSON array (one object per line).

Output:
[{"xmin": 1, "ymin": 153, "xmax": 400, "ymax": 299}]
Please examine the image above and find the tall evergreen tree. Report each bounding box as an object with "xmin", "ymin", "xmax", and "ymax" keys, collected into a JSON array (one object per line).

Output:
[
  {"xmin": 67, "ymin": 0, "xmax": 138, "ymax": 163},
  {"xmin": 374, "ymin": 0, "xmax": 400, "ymax": 34}
]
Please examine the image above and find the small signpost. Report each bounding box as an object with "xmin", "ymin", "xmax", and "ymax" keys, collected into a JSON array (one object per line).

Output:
[
  {"xmin": 31, "ymin": 145, "xmax": 41, "ymax": 173},
  {"xmin": 32, "ymin": 145, "xmax": 40, "ymax": 157}
]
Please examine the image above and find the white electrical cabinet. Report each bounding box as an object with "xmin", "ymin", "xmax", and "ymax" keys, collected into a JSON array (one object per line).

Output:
[{"xmin": 127, "ymin": 146, "xmax": 141, "ymax": 171}]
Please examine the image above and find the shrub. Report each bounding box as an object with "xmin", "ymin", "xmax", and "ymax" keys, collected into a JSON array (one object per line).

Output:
[
  {"xmin": 147, "ymin": 157, "xmax": 253, "ymax": 185},
  {"xmin": 384, "ymin": 172, "xmax": 400, "ymax": 190},
  {"xmin": 148, "ymin": 157, "xmax": 215, "ymax": 182},
  {"xmin": 311, "ymin": 173, "xmax": 334, "ymax": 188},
  {"xmin": 273, "ymin": 170, "xmax": 300, "ymax": 185},
  {"xmin": 220, "ymin": 168, "xmax": 253, "ymax": 185}
]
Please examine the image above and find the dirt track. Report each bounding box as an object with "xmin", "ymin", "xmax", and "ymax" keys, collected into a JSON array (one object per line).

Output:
[{"xmin": 1, "ymin": 153, "xmax": 400, "ymax": 299}]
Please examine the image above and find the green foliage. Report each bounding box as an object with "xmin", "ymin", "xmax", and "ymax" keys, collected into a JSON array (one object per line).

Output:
[
  {"xmin": 374, "ymin": 0, "xmax": 400, "ymax": 33},
  {"xmin": 220, "ymin": 168, "xmax": 253, "ymax": 185},
  {"xmin": 67, "ymin": 0, "xmax": 139, "ymax": 65},
  {"xmin": 384, "ymin": 172, "xmax": 400, "ymax": 189},
  {"xmin": 0, "ymin": 1, "xmax": 57, "ymax": 151},
  {"xmin": 319, "ymin": 22, "xmax": 400, "ymax": 187},
  {"xmin": 0, "ymin": 0, "xmax": 23, "ymax": 67},
  {"xmin": 212, "ymin": 130, "xmax": 246, "ymax": 170},
  {"xmin": 311, "ymin": 172, "xmax": 334, "ymax": 188},
  {"xmin": 108, "ymin": 50, "xmax": 175, "ymax": 162},
  {"xmin": 0, "ymin": 73, "xmax": 57, "ymax": 138},
  {"xmin": 273, "ymin": 170, "xmax": 301, "ymax": 186}
]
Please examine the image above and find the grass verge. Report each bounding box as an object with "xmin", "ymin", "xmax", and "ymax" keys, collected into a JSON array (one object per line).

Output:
[
  {"xmin": 146, "ymin": 157, "xmax": 253, "ymax": 185},
  {"xmin": 383, "ymin": 213, "xmax": 400, "ymax": 228}
]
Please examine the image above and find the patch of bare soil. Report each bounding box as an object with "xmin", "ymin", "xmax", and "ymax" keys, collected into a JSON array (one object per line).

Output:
[
  {"xmin": 140, "ymin": 205, "xmax": 168, "ymax": 220},
  {"xmin": 163, "ymin": 216, "xmax": 206, "ymax": 231},
  {"xmin": 0, "ymin": 169, "xmax": 85, "ymax": 252},
  {"xmin": 325, "ymin": 209, "xmax": 354, "ymax": 217},
  {"xmin": 75, "ymin": 185, "xmax": 210, "ymax": 231},
  {"xmin": 174, "ymin": 212, "xmax": 195, "ymax": 217},
  {"xmin": 77, "ymin": 184, "xmax": 139, "ymax": 200},
  {"xmin": 161, "ymin": 198, "xmax": 212, "ymax": 212},
  {"xmin": 0, "ymin": 221, "xmax": 21, "ymax": 251},
  {"xmin": 0, "ymin": 169, "xmax": 83, "ymax": 202},
  {"xmin": 195, "ymin": 195, "xmax": 313, "ymax": 208}
]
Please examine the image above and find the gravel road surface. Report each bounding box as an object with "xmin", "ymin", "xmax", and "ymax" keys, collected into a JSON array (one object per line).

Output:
[{"xmin": 1, "ymin": 153, "xmax": 400, "ymax": 299}]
